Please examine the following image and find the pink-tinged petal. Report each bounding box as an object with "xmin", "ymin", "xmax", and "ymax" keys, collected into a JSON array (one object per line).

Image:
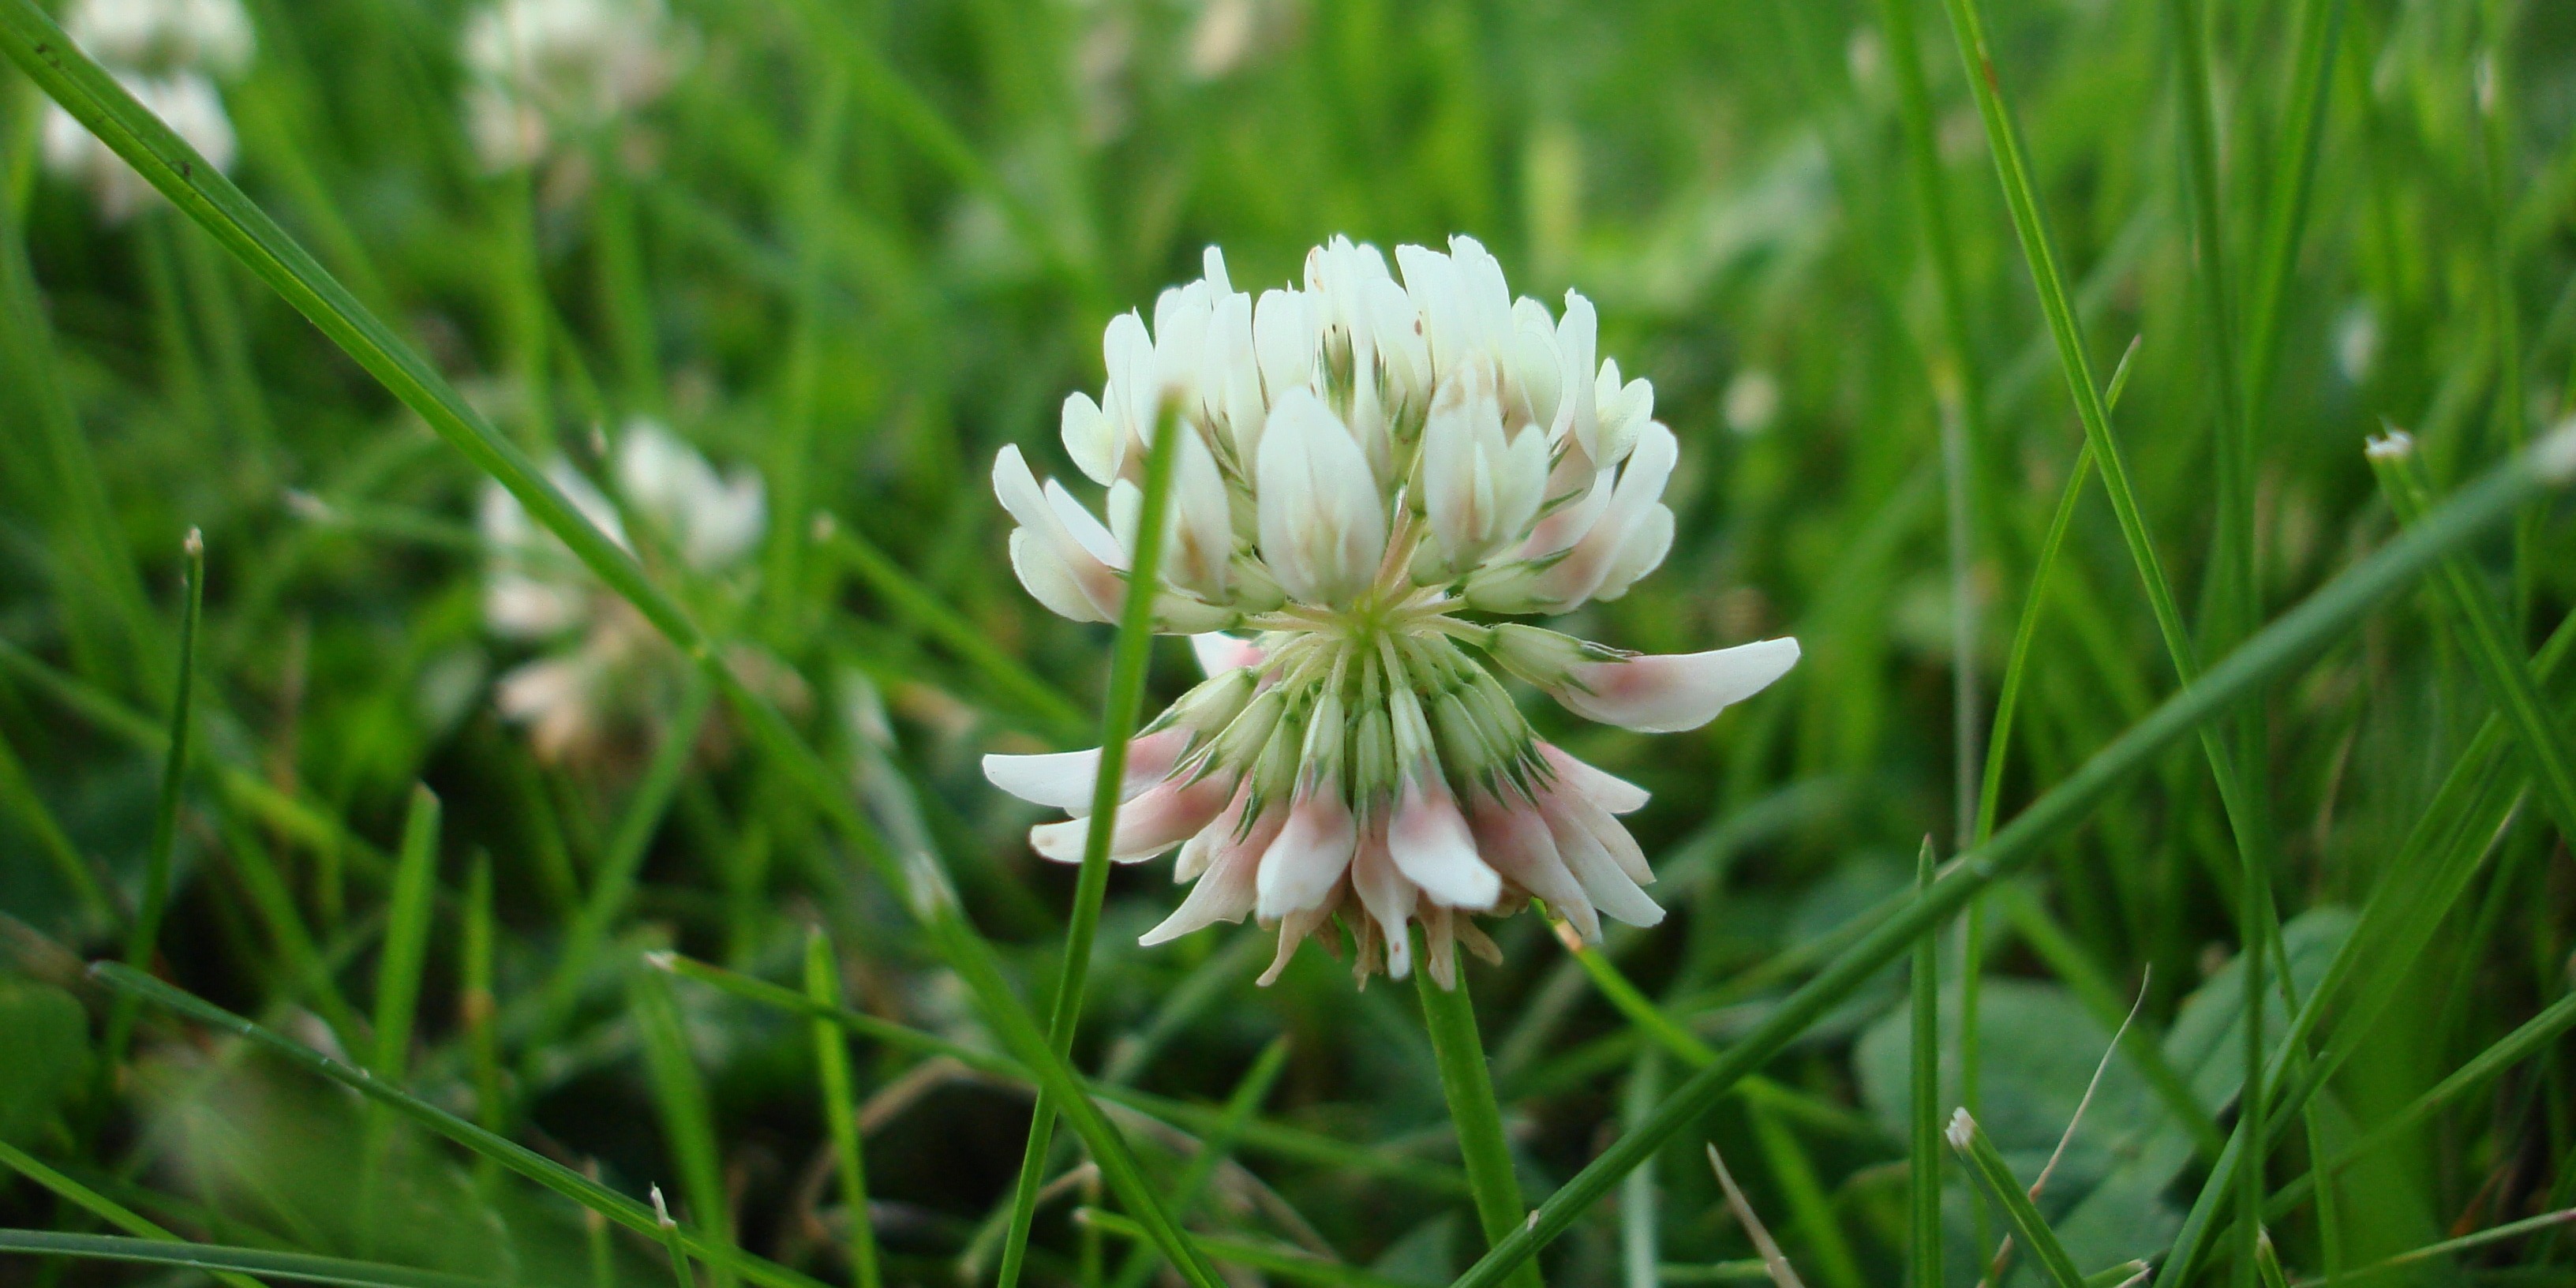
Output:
[
  {"xmin": 1546, "ymin": 784, "xmax": 1652, "ymax": 885},
  {"xmin": 1254, "ymin": 782, "xmax": 1358, "ymax": 918},
  {"xmin": 981, "ymin": 727, "xmax": 1189, "ymax": 814},
  {"xmin": 1468, "ymin": 793, "xmax": 1598, "ymax": 943},
  {"xmin": 1141, "ymin": 798, "xmax": 1283, "ymax": 946},
  {"xmin": 1420, "ymin": 904, "xmax": 1461, "ymax": 991},
  {"xmin": 1029, "ymin": 770, "xmax": 1235, "ymax": 864},
  {"xmin": 1191, "ymin": 632, "xmax": 1267, "ymax": 679},
  {"xmin": 1257, "ymin": 895, "xmax": 1342, "ymax": 987},
  {"xmin": 1537, "ymin": 743, "xmax": 1649, "ymax": 815},
  {"xmin": 1553, "ymin": 638, "xmax": 1801, "ymax": 734},
  {"xmin": 1348, "ymin": 818, "xmax": 1417, "ymax": 979},
  {"xmin": 1541, "ymin": 796, "xmax": 1665, "ymax": 928},
  {"xmin": 1172, "ymin": 777, "xmax": 1256, "ymax": 882},
  {"xmin": 1387, "ymin": 774, "xmax": 1501, "ymax": 911}
]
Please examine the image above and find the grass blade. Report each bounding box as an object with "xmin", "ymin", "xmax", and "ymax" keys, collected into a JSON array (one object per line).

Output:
[
  {"xmin": 803, "ymin": 928, "xmax": 883, "ymax": 1288},
  {"xmin": 372, "ymin": 784, "xmax": 441, "ymax": 1077},
  {"xmin": 1105, "ymin": 1036, "xmax": 1290, "ymax": 1288},
  {"xmin": 1079, "ymin": 1211, "xmax": 1414, "ymax": 1288},
  {"xmin": 996, "ymin": 402, "xmax": 1185, "ymax": 1288},
  {"xmin": 0, "ymin": 1142, "xmax": 260, "ymax": 1288},
  {"xmin": 1438, "ymin": 430, "xmax": 2574, "ymax": 1288},
  {"xmin": 0, "ymin": 1229, "xmax": 493, "ymax": 1288},
  {"xmin": 820, "ymin": 523, "xmax": 1087, "ymax": 737},
  {"xmin": 1909, "ymin": 839, "xmax": 1940, "ymax": 1288},
  {"xmin": 633, "ymin": 966, "xmax": 739, "ymax": 1288},
  {"xmin": 104, "ymin": 529, "xmax": 204, "ymax": 1069},
  {"xmin": 1945, "ymin": 1112, "xmax": 2086, "ymax": 1288}
]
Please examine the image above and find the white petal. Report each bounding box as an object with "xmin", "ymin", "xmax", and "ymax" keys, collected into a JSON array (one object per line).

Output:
[
  {"xmin": 1029, "ymin": 770, "xmax": 1236, "ymax": 864},
  {"xmin": 1542, "ymin": 796, "xmax": 1664, "ymax": 927},
  {"xmin": 1061, "ymin": 391, "xmax": 1118, "ymax": 485},
  {"xmin": 1141, "ymin": 800, "xmax": 1282, "ymax": 945},
  {"xmin": 1553, "ymin": 638, "xmax": 1802, "ymax": 733},
  {"xmin": 1552, "ymin": 290, "xmax": 1601, "ymax": 461},
  {"xmin": 1009, "ymin": 528, "xmax": 1110, "ymax": 623},
  {"xmin": 1348, "ymin": 820, "xmax": 1417, "ymax": 979},
  {"xmin": 1468, "ymin": 794, "xmax": 1599, "ymax": 942},
  {"xmin": 981, "ymin": 727, "xmax": 1189, "ymax": 813},
  {"xmin": 1163, "ymin": 429, "xmax": 1235, "ymax": 601},
  {"xmin": 1387, "ymin": 777, "xmax": 1500, "ymax": 910},
  {"xmin": 1254, "ymin": 781, "xmax": 1357, "ymax": 917},
  {"xmin": 1254, "ymin": 287, "xmax": 1315, "ymax": 402},
  {"xmin": 1255, "ymin": 388, "xmax": 1387, "ymax": 608},
  {"xmin": 1589, "ymin": 504, "xmax": 1673, "ymax": 602},
  {"xmin": 1537, "ymin": 743, "xmax": 1649, "ymax": 814}
]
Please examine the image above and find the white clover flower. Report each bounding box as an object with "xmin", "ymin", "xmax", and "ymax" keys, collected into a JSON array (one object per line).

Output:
[
  {"xmin": 480, "ymin": 420, "xmax": 766, "ymax": 762},
  {"xmin": 985, "ymin": 237, "xmax": 1801, "ymax": 989},
  {"xmin": 42, "ymin": 0, "xmax": 252, "ymax": 222},
  {"xmin": 459, "ymin": 0, "xmax": 676, "ymax": 172}
]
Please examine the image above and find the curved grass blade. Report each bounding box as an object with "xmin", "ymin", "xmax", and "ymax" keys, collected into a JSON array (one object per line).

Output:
[
  {"xmin": 0, "ymin": 1143, "xmax": 260, "ymax": 1288},
  {"xmin": 1440, "ymin": 433, "xmax": 2576, "ymax": 1288},
  {"xmin": 995, "ymin": 404, "xmax": 1185, "ymax": 1288},
  {"xmin": 0, "ymin": 1230, "xmax": 494, "ymax": 1288},
  {"xmin": 1945, "ymin": 1113, "xmax": 2086, "ymax": 1288},
  {"xmin": 804, "ymin": 928, "xmax": 884, "ymax": 1288}
]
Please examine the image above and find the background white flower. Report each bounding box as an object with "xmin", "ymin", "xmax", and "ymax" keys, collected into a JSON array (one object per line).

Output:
[
  {"xmin": 986, "ymin": 237, "xmax": 1799, "ymax": 988},
  {"xmin": 42, "ymin": 0, "xmax": 252, "ymax": 221},
  {"xmin": 480, "ymin": 420, "xmax": 766, "ymax": 762},
  {"xmin": 460, "ymin": 0, "xmax": 676, "ymax": 172}
]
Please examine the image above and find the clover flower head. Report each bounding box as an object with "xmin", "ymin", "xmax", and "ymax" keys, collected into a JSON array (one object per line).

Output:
[
  {"xmin": 481, "ymin": 419, "xmax": 766, "ymax": 761},
  {"xmin": 460, "ymin": 0, "xmax": 676, "ymax": 172},
  {"xmin": 985, "ymin": 237, "xmax": 1800, "ymax": 988},
  {"xmin": 43, "ymin": 0, "xmax": 252, "ymax": 221}
]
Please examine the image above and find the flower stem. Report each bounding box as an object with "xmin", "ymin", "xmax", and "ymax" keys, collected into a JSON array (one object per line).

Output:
[{"xmin": 1414, "ymin": 938, "xmax": 1543, "ymax": 1288}]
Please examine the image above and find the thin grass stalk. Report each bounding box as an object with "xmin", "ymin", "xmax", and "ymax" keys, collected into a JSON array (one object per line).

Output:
[
  {"xmin": 0, "ymin": 1143, "xmax": 262, "ymax": 1288},
  {"xmin": 361, "ymin": 784, "xmax": 441, "ymax": 1252},
  {"xmin": 633, "ymin": 968, "xmax": 739, "ymax": 1288},
  {"xmin": 1910, "ymin": 838, "xmax": 1940, "ymax": 1288},
  {"xmin": 1745, "ymin": 1100, "xmax": 1863, "ymax": 1288},
  {"xmin": 803, "ymin": 929, "xmax": 882, "ymax": 1288},
  {"xmin": 0, "ymin": 1229, "xmax": 490, "ymax": 1288},
  {"xmin": 1945, "ymin": 1113, "xmax": 2087, "ymax": 1288},
  {"xmin": 654, "ymin": 953, "xmax": 1470, "ymax": 1195},
  {"xmin": 104, "ymin": 530, "xmax": 203, "ymax": 1069},
  {"xmin": 994, "ymin": 401, "xmax": 1185, "ymax": 1288},
  {"xmin": 1619, "ymin": 1050, "xmax": 1664, "ymax": 1288},
  {"xmin": 461, "ymin": 852, "xmax": 504, "ymax": 1193},
  {"xmin": 1416, "ymin": 933, "xmax": 1542, "ymax": 1288},
  {"xmin": 653, "ymin": 1187, "xmax": 698, "ymax": 1288},
  {"xmin": 2239, "ymin": 0, "xmax": 2346, "ymax": 410},
  {"xmin": 1441, "ymin": 432, "xmax": 2576, "ymax": 1288}
]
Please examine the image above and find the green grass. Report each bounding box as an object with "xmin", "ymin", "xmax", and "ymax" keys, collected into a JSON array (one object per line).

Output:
[{"xmin": 3, "ymin": 0, "xmax": 2576, "ymax": 1286}]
